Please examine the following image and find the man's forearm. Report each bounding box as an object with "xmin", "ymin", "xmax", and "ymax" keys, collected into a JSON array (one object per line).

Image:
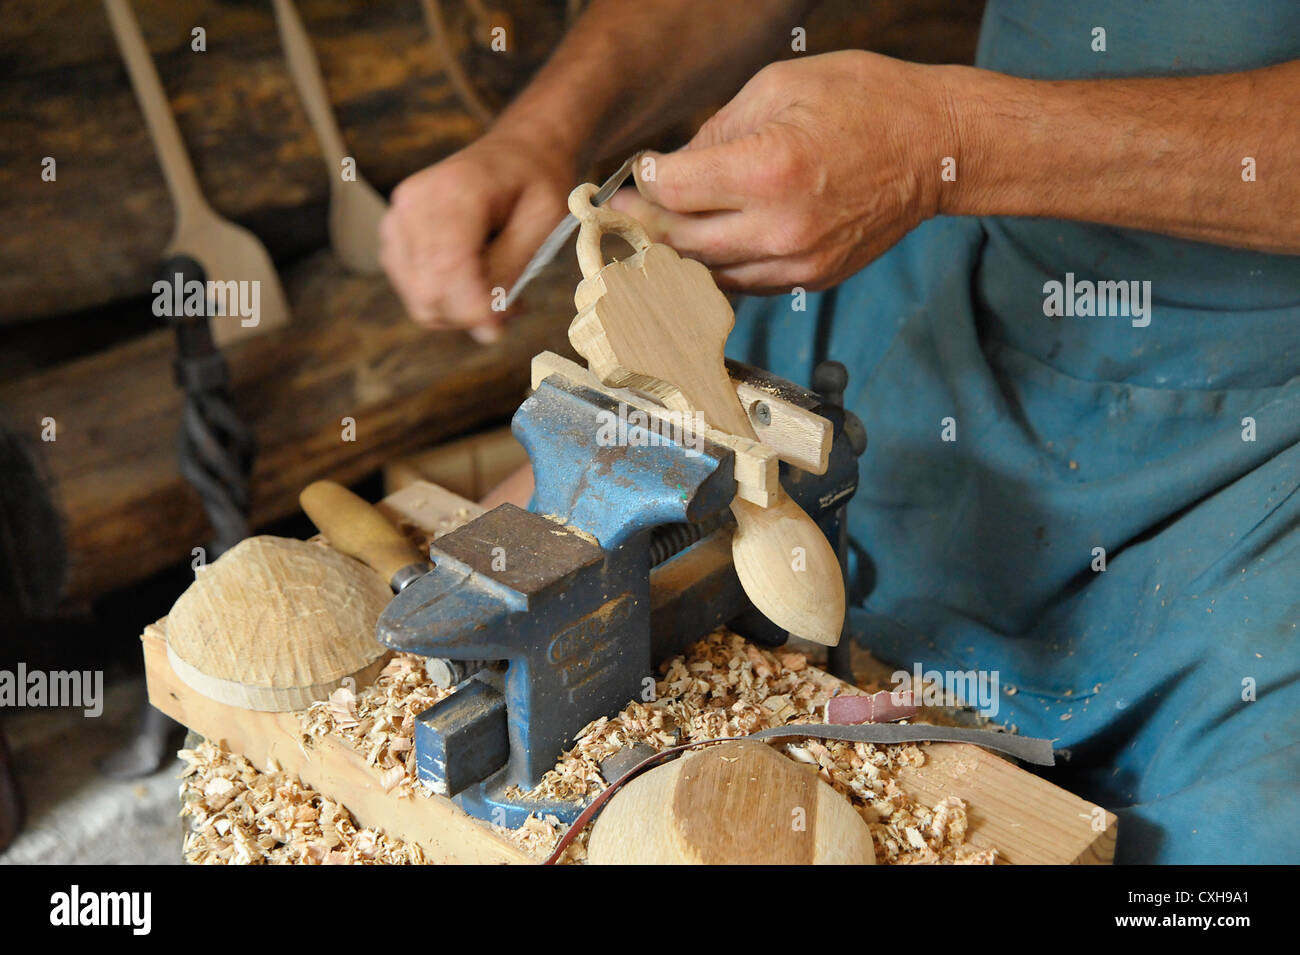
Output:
[
  {"xmin": 493, "ymin": 0, "xmax": 810, "ymax": 168},
  {"xmin": 943, "ymin": 61, "xmax": 1300, "ymax": 254}
]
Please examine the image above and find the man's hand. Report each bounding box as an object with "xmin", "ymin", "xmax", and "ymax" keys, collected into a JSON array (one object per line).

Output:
[
  {"xmin": 609, "ymin": 51, "xmax": 958, "ymax": 293},
  {"xmin": 379, "ymin": 132, "xmax": 576, "ymax": 341},
  {"xmin": 376, "ymin": 0, "xmax": 813, "ymax": 337}
]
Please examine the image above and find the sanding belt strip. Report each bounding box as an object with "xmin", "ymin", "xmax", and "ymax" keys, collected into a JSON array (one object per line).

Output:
[{"xmin": 543, "ymin": 723, "xmax": 1057, "ymax": 864}]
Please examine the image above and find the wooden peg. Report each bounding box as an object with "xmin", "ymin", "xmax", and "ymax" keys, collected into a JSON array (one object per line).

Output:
[{"xmin": 565, "ymin": 185, "xmax": 845, "ymax": 645}]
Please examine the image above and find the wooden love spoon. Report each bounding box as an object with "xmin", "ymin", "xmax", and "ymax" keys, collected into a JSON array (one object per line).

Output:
[{"xmin": 566, "ymin": 184, "xmax": 845, "ymax": 645}]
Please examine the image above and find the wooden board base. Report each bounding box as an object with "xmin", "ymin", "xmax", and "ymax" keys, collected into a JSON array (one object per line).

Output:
[{"xmin": 144, "ymin": 480, "xmax": 1116, "ymax": 865}]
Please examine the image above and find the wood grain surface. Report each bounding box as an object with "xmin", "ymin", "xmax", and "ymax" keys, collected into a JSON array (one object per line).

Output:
[
  {"xmin": 165, "ymin": 535, "xmax": 392, "ymax": 711},
  {"xmin": 587, "ymin": 740, "xmax": 877, "ymax": 864}
]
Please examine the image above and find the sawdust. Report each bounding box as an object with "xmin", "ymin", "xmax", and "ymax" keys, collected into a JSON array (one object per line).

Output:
[
  {"xmin": 540, "ymin": 513, "xmax": 602, "ymax": 546},
  {"xmin": 504, "ymin": 632, "xmax": 995, "ymax": 865},
  {"xmin": 179, "ymin": 740, "xmax": 425, "ymax": 865},
  {"xmin": 299, "ymin": 653, "xmax": 452, "ymax": 800},
  {"xmin": 179, "ymin": 630, "xmax": 994, "ymax": 865}
]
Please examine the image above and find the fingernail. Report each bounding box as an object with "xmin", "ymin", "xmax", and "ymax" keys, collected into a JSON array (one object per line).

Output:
[{"xmin": 469, "ymin": 323, "xmax": 502, "ymax": 345}]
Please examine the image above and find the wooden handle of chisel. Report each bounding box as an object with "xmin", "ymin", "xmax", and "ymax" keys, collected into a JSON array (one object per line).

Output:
[{"xmin": 299, "ymin": 481, "xmax": 424, "ymax": 586}]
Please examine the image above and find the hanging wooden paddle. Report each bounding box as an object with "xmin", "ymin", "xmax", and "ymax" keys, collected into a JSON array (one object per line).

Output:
[
  {"xmin": 103, "ymin": 0, "xmax": 291, "ymax": 346},
  {"xmin": 271, "ymin": 0, "xmax": 387, "ymax": 274}
]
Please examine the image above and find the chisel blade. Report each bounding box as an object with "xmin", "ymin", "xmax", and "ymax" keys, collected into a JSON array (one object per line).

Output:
[{"xmin": 503, "ymin": 152, "xmax": 641, "ymax": 309}]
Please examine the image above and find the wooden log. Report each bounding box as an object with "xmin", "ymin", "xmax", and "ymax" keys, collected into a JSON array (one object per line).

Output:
[{"xmin": 0, "ymin": 252, "xmax": 579, "ymax": 616}]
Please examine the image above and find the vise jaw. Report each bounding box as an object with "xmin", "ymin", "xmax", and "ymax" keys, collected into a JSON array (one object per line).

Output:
[
  {"xmin": 377, "ymin": 357, "xmax": 862, "ymax": 827},
  {"xmin": 378, "ymin": 371, "xmax": 737, "ymax": 826}
]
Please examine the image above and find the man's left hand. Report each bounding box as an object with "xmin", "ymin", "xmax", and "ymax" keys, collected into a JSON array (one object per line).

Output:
[{"xmin": 609, "ymin": 51, "xmax": 958, "ymax": 293}]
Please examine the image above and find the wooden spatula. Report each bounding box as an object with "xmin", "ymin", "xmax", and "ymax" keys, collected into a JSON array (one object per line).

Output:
[
  {"xmin": 587, "ymin": 740, "xmax": 876, "ymax": 864},
  {"xmin": 272, "ymin": 0, "xmax": 387, "ymax": 273},
  {"xmin": 103, "ymin": 0, "xmax": 291, "ymax": 347},
  {"xmin": 566, "ymin": 185, "xmax": 846, "ymax": 645}
]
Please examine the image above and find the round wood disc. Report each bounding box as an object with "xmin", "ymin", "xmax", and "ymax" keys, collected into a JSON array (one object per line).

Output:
[
  {"xmin": 165, "ymin": 535, "xmax": 393, "ymax": 712},
  {"xmin": 588, "ymin": 741, "xmax": 876, "ymax": 865}
]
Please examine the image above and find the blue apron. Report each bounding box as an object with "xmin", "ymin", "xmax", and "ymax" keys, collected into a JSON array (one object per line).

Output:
[{"xmin": 729, "ymin": 0, "xmax": 1300, "ymax": 863}]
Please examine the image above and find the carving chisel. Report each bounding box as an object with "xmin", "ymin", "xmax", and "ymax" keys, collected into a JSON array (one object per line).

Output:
[{"xmin": 503, "ymin": 152, "xmax": 641, "ymax": 309}]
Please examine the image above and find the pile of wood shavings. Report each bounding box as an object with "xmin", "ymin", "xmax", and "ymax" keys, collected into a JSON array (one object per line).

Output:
[
  {"xmin": 179, "ymin": 739, "xmax": 424, "ymax": 864},
  {"xmin": 511, "ymin": 631, "xmax": 994, "ymax": 865},
  {"xmin": 180, "ymin": 630, "xmax": 994, "ymax": 864},
  {"xmin": 299, "ymin": 652, "xmax": 452, "ymax": 798}
]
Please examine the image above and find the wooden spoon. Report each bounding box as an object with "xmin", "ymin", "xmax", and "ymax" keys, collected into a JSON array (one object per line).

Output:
[
  {"xmin": 103, "ymin": 0, "xmax": 291, "ymax": 347},
  {"xmin": 271, "ymin": 0, "xmax": 387, "ymax": 273},
  {"xmin": 587, "ymin": 740, "xmax": 876, "ymax": 864},
  {"xmin": 566, "ymin": 184, "xmax": 845, "ymax": 645}
]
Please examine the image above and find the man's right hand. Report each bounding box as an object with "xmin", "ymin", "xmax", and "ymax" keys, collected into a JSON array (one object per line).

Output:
[{"xmin": 379, "ymin": 132, "xmax": 575, "ymax": 343}]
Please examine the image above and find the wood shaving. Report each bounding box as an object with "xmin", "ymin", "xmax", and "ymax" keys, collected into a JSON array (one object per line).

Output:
[
  {"xmin": 179, "ymin": 739, "xmax": 425, "ymax": 865},
  {"xmin": 181, "ymin": 630, "xmax": 995, "ymax": 865},
  {"xmin": 540, "ymin": 513, "xmax": 601, "ymax": 546},
  {"xmin": 299, "ymin": 652, "xmax": 452, "ymax": 800},
  {"xmin": 516, "ymin": 631, "xmax": 994, "ymax": 865}
]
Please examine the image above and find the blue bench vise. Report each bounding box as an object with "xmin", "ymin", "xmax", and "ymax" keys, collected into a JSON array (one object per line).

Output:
[{"xmin": 376, "ymin": 353, "xmax": 865, "ymax": 827}]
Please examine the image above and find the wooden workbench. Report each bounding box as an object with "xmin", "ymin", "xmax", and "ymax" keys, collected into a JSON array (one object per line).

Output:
[{"xmin": 145, "ymin": 480, "xmax": 1117, "ymax": 864}]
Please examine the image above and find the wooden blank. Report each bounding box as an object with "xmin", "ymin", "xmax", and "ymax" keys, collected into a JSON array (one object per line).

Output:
[
  {"xmin": 165, "ymin": 535, "xmax": 392, "ymax": 711},
  {"xmin": 383, "ymin": 427, "xmax": 529, "ymax": 501},
  {"xmin": 587, "ymin": 740, "xmax": 877, "ymax": 865}
]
